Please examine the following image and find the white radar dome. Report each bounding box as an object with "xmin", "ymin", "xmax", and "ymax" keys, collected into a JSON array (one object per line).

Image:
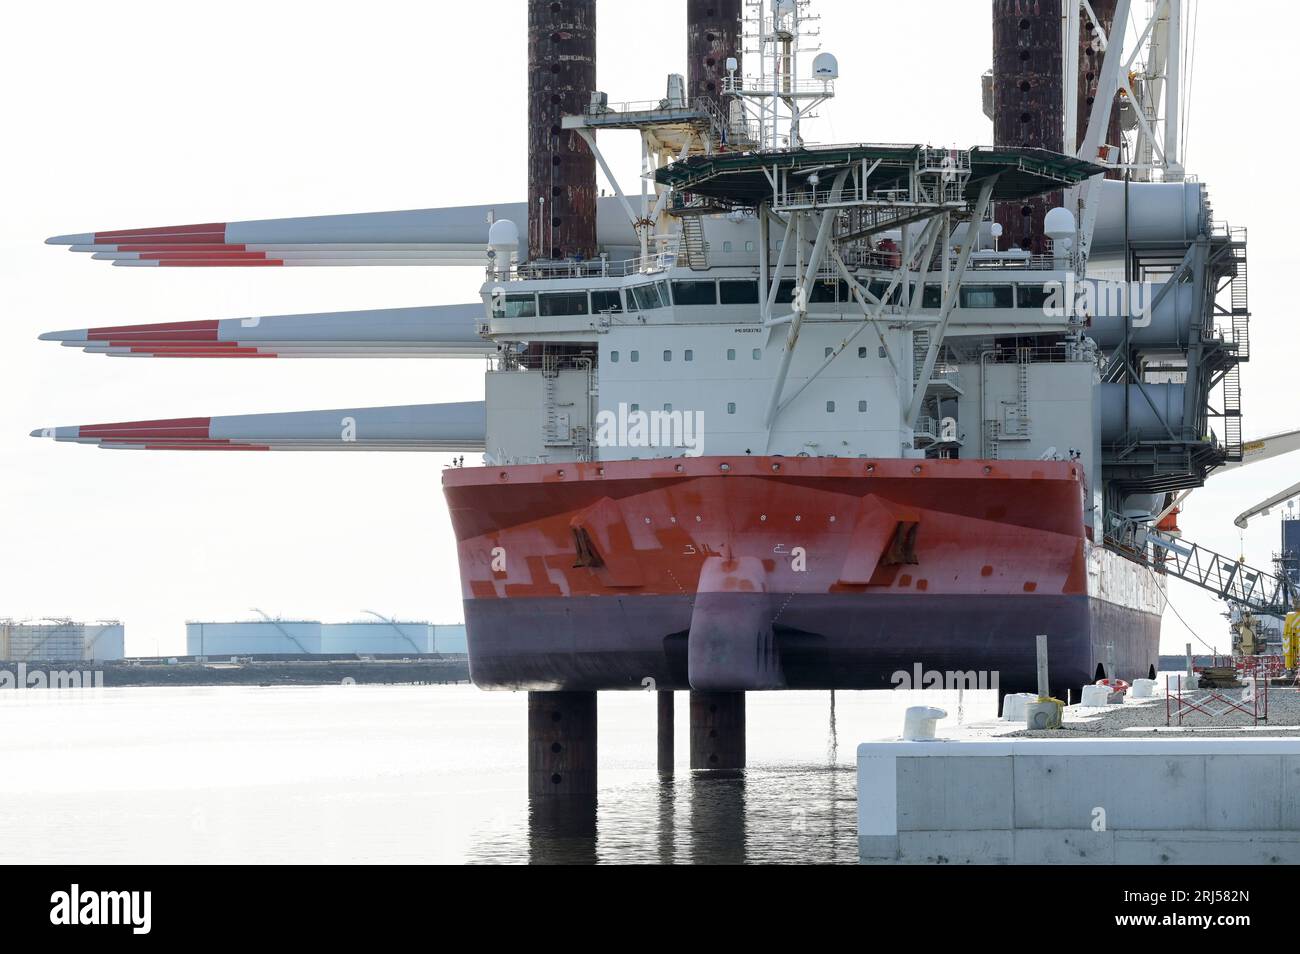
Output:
[
  {"xmin": 1044, "ymin": 207, "xmax": 1076, "ymax": 243},
  {"xmin": 812, "ymin": 52, "xmax": 839, "ymax": 80},
  {"xmin": 488, "ymin": 218, "xmax": 520, "ymax": 249}
]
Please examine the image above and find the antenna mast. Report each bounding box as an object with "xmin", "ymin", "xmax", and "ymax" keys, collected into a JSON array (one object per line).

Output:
[{"xmin": 725, "ymin": 0, "xmax": 836, "ymax": 150}]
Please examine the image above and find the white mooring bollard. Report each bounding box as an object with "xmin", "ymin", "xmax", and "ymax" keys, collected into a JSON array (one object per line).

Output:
[
  {"xmin": 1080, "ymin": 683, "xmax": 1111, "ymax": 706},
  {"xmin": 1001, "ymin": 692, "xmax": 1036, "ymax": 722},
  {"xmin": 902, "ymin": 706, "xmax": 948, "ymax": 740}
]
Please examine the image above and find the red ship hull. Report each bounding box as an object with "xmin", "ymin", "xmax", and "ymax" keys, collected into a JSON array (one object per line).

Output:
[{"xmin": 442, "ymin": 456, "xmax": 1160, "ymax": 695}]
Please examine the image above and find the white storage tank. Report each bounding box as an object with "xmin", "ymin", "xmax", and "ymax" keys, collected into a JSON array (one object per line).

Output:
[
  {"xmin": 431, "ymin": 624, "xmax": 468, "ymax": 654},
  {"xmin": 320, "ymin": 621, "xmax": 435, "ymax": 655},
  {"xmin": 0, "ymin": 619, "xmax": 125, "ymax": 661},
  {"xmin": 185, "ymin": 620, "xmax": 323, "ymax": 656},
  {"xmin": 84, "ymin": 623, "xmax": 125, "ymax": 661},
  {"xmin": 183, "ymin": 618, "xmax": 467, "ymax": 656}
]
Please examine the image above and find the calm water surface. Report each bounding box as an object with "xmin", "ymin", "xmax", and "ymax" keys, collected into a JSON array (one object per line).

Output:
[{"xmin": 0, "ymin": 684, "xmax": 996, "ymax": 864}]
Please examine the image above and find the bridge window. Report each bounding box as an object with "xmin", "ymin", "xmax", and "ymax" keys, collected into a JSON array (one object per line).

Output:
[
  {"xmin": 498, "ymin": 294, "xmax": 537, "ymax": 319},
  {"xmin": 630, "ymin": 283, "xmax": 666, "ymax": 310},
  {"xmin": 719, "ymin": 280, "xmax": 759, "ymax": 304},
  {"xmin": 774, "ymin": 279, "xmax": 797, "ymax": 304},
  {"xmin": 591, "ymin": 289, "xmax": 623, "ymax": 313},
  {"xmin": 868, "ymin": 280, "xmax": 901, "ymax": 305},
  {"xmin": 922, "ymin": 284, "xmax": 944, "ymax": 308},
  {"xmin": 959, "ymin": 285, "xmax": 1014, "ymax": 308},
  {"xmin": 809, "ymin": 279, "xmax": 838, "ymax": 303},
  {"xmin": 672, "ymin": 280, "xmax": 718, "ymax": 306},
  {"xmin": 1016, "ymin": 283, "xmax": 1054, "ymax": 310},
  {"xmin": 539, "ymin": 292, "xmax": 589, "ymax": 316}
]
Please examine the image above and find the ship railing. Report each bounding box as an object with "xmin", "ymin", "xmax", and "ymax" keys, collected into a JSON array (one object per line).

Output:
[
  {"xmin": 803, "ymin": 141, "xmax": 936, "ymax": 153},
  {"xmin": 668, "ymin": 193, "xmax": 732, "ymax": 215},
  {"xmin": 1208, "ymin": 219, "xmax": 1241, "ymax": 236},
  {"xmin": 834, "ymin": 245, "xmax": 906, "ymax": 270},
  {"xmin": 492, "ymin": 243, "xmax": 681, "ymax": 282},
  {"xmin": 982, "ymin": 345, "xmax": 1087, "ymax": 365},
  {"xmin": 499, "ymin": 351, "xmax": 597, "ymax": 373},
  {"xmin": 586, "ymin": 97, "xmax": 684, "ymax": 116},
  {"xmin": 918, "ymin": 147, "xmax": 972, "ymax": 175},
  {"xmin": 965, "ymin": 254, "xmax": 1059, "ymax": 271},
  {"xmin": 780, "ymin": 186, "xmax": 964, "ymax": 209},
  {"xmin": 722, "ymin": 75, "xmax": 836, "ymax": 96}
]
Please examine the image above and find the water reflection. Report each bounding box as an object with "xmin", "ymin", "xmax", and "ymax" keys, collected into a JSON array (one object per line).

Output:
[
  {"xmin": 656, "ymin": 775, "xmax": 676, "ymax": 865},
  {"xmin": 503, "ymin": 690, "xmax": 902, "ymax": 863},
  {"xmin": 0, "ymin": 684, "xmax": 996, "ymax": 864},
  {"xmin": 686, "ymin": 770, "xmax": 746, "ymax": 864},
  {"xmin": 517, "ymin": 765, "xmax": 862, "ymax": 864},
  {"xmin": 527, "ymin": 795, "xmax": 598, "ymax": 865}
]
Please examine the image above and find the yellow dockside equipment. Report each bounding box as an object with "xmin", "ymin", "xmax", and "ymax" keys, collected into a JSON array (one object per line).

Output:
[{"xmin": 1285, "ymin": 612, "xmax": 1300, "ymax": 671}]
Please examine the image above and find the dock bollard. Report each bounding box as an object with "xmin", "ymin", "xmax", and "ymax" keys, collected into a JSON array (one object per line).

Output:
[
  {"xmin": 902, "ymin": 706, "xmax": 947, "ymax": 740},
  {"xmin": 1131, "ymin": 678, "xmax": 1156, "ymax": 699},
  {"xmin": 1080, "ymin": 684, "xmax": 1111, "ymax": 706},
  {"xmin": 1025, "ymin": 699, "xmax": 1063, "ymax": 729}
]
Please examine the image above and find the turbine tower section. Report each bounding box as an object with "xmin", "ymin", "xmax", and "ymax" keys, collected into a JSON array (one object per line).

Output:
[
  {"xmin": 687, "ymin": 0, "xmax": 743, "ymax": 111},
  {"xmin": 991, "ymin": 1, "xmax": 1064, "ymax": 256},
  {"xmin": 527, "ymin": 0, "xmax": 597, "ymax": 262}
]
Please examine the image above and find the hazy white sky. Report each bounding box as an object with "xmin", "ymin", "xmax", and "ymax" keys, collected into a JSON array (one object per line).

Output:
[{"xmin": 1, "ymin": 0, "xmax": 1294, "ymax": 656}]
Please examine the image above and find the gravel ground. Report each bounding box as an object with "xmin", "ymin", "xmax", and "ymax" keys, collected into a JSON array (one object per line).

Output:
[{"xmin": 1000, "ymin": 675, "xmax": 1300, "ymax": 738}]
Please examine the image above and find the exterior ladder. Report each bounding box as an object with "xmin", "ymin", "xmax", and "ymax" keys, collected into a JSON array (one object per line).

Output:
[
  {"xmin": 542, "ymin": 353, "xmax": 563, "ymax": 447},
  {"xmin": 912, "ymin": 330, "xmax": 929, "ymax": 388},
  {"xmin": 1223, "ymin": 364, "xmax": 1243, "ymax": 460},
  {"xmin": 1231, "ymin": 245, "xmax": 1249, "ymax": 319},
  {"xmin": 679, "ymin": 216, "xmax": 709, "ymax": 270},
  {"xmin": 1014, "ymin": 349, "xmax": 1032, "ymax": 437}
]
